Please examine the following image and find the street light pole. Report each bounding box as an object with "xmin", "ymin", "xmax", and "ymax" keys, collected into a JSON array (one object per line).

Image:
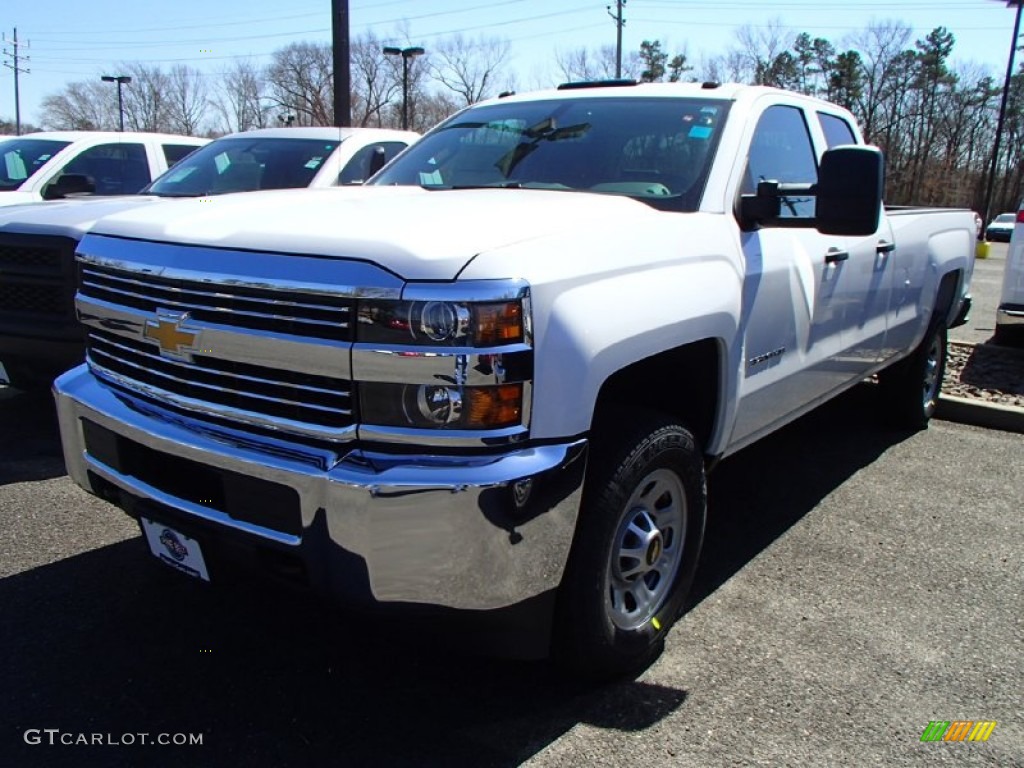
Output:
[
  {"xmin": 983, "ymin": 0, "xmax": 1024, "ymax": 225},
  {"xmin": 101, "ymin": 75, "xmax": 131, "ymax": 132},
  {"xmin": 383, "ymin": 46, "xmax": 425, "ymax": 131}
]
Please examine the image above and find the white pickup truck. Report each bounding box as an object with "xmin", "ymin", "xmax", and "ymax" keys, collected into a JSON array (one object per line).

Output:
[
  {"xmin": 53, "ymin": 83, "xmax": 975, "ymax": 678},
  {"xmin": 0, "ymin": 131, "xmax": 208, "ymax": 205},
  {"xmin": 0, "ymin": 126, "xmax": 417, "ymax": 389}
]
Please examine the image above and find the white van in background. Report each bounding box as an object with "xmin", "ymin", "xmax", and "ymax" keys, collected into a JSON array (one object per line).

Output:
[{"xmin": 997, "ymin": 206, "xmax": 1024, "ymax": 345}]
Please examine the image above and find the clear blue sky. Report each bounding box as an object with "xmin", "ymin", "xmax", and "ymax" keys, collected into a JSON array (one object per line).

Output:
[{"xmin": 3, "ymin": 0, "xmax": 1021, "ymax": 126}]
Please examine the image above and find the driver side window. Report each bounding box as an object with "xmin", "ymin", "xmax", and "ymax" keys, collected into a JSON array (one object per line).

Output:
[{"xmin": 742, "ymin": 106, "xmax": 817, "ymax": 219}]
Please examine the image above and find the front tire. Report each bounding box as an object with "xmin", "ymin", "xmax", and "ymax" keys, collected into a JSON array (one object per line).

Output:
[
  {"xmin": 878, "ymin": 322, "xmax": 947, "ymax": 429},
  {"xmin": 554, "ymin": 413, "xmax": 707, "ymax": 681}
]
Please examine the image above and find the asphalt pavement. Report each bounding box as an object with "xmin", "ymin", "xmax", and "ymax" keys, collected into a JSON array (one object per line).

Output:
[{"xmin": 1, "ymin": 384, "xmax": 1020, "ymax": 767}]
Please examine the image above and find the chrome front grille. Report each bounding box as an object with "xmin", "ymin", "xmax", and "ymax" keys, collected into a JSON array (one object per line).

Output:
[
  {"xmin": 79, "ymin": 262, "xmax": 354, "ymax": 341},
  {"xmin": 88, "ymin": 329, "xmax": 354, "ymax": 430}
]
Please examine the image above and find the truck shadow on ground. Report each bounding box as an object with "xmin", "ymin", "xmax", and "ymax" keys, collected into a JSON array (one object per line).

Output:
[
  {"xmin": 0, "ymin": 386, "xmax": 66, "ymax": 485},
  {"xmin": 1, "ymin": 384, "xmax": 909, "ymax": 768},
  {"xmin": 694, "ymin": 382, "xmax": 905, "ymax": 604}
]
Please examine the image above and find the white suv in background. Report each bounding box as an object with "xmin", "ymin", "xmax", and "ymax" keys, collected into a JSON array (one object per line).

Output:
[{"xmin": 997, "ymin": 207, "xmax": 1024, "ymax": 345}]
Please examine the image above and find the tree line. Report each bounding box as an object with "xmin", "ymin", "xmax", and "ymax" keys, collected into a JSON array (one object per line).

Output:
[{"xmin": 21, "ymin": 20, "xmax": 1024, "ymax": 214}]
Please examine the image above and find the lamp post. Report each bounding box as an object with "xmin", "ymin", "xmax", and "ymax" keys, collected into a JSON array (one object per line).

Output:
[
  {"xmin": 101, "ymin": 75, "xmax": 131, "ymax": 132},
  {"xmin": 983, "ymin": 0, "xmax": 1024, "ymax": 226},
  {"xmin": 383, "ymin": 46, "xmax": 425, "ymax": 131}
]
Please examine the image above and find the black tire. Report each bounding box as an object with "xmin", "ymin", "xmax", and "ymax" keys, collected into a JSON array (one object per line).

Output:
[
  {"xmin": 878, "ymin": 322, "xmax": 947, "ymax": 430},
  {"xmin": 553, "ymin": 412, "xmax": 707, "ymax": 681}
]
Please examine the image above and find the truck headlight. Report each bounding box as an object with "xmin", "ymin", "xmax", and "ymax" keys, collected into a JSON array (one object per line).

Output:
[{"xmin": 357, "ymin": 300, "xmax": 523, "ymax": 346}]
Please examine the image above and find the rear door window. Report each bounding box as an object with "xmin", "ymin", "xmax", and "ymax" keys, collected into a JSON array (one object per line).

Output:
[{"xmin": 339, "ymin": 142, "xmax": 410, "ymax": 184}]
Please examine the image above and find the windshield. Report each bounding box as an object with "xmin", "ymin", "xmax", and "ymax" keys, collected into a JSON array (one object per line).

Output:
[
  {"xmin": 995, "ymin": 214, "xmax": 1015, "ymax": 223},
  {"xmin": 144, "ymin": 137, "xmax": 341, "ymax": 197},
  {"xmin": 370, "ymin": 96, "xmax": 729, "ymax": 211},
  {"xmin": 0, "ymin": 138, "xmax": 72, "ymax": 191}
]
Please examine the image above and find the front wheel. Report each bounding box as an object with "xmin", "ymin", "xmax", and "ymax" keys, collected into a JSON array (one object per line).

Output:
[
  {"xmin": 878, "ymin": 322, "xmax": 947, "ymax": 429},
  {"xmin": 553, "ymin": 413, "xmax": 707, "ymax": 681}
]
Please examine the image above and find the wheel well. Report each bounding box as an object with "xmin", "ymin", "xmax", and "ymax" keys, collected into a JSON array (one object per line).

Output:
[
  {"xmin": 592, "ymin": 339, "xmax": 720, "ymax": 452},
  {"xmin": 934, "ymin": 270, "xmax": 961, "ymax": 328}
]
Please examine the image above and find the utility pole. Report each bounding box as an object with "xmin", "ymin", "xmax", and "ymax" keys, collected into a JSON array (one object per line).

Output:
[
  {"xmin": 983, "ymin": 0, "xmax": 1024, "ymax": 225},
  {"xmin": 332, "ymin": 0, "xmax": 351, "ymax": 126},
  {"xmin": 2, "ymin": 28, "xmax": 30, "ymax": 135},
  {"xmin": 607, "ymin": 0, "xmax": 626, "ymax": 79}
]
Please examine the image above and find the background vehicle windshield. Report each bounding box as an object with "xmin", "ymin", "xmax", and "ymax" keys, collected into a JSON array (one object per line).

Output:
[
  {"xmin": 0, "ymin": 139, "xmax": 72, "ymax": 191},
  {"xmin": 145, "ymin": 137, "xmax": 340, "ymax": 197},
  {"xmin": 370, "ymin": 96, "xmax": 729, "ymax": 211}
]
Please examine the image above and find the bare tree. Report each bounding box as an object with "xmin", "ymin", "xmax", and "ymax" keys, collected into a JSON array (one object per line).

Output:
[
  {"xmin": 696, "ymin": 51, "xmax": 752, "ymax": 84},
  {"xmin": 40, "ymin": 81, "xmax": 116, "ymax": 130},
  {"xmin": 213, "ymin": 59, "xmax": 270, "ymax": 133},
  {"xmin": 351, "ymin": 32, "xmax": 401, "ymax": 127},
  {"xmin": 430, "ymin": 34, "xmax": 510, "ymax": 106},
  {"xmin": 166, "ymin": 65, "xmax": 208, "ymax": 136},
  {"xmin": 119, "ymin": 63, "xmax": 173, "ymax": 133},
  {"xmin": 412, "ymin": 89, "xmax": 461, "ymax": 133},
  {"xmin": 267, "ymin": 42, "xmax": 334, "ymax": 126},
  {"xmin": 735, "ymin": 19, "xmax": 794, "ymax": 85}
]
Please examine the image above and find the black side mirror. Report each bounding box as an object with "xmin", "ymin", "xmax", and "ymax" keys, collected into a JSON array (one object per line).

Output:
[
  {"xmin": 43, "ymin": 173, "xmax": 96, "ymax": 200},
  {"xmin": 815, "ymin": 146, "xmax": 884, "ymax": 236},
  {"xmin": 367, "ymin": 146, "xmax": 388, "ymax": 179}
]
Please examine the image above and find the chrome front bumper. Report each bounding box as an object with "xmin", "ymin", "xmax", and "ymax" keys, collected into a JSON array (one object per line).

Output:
[{"xmin": 55, "ymin": 365, "xmax": 586, "ymax": 612}]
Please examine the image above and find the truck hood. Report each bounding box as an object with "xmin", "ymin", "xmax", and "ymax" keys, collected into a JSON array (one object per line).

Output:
[
  {"xmin": 0, "ymin": 196, "xmax": 160, "ymax": 239},
  {"xmin": 89, "ymin": 186, "xmax": 663, "ymax": 280}
]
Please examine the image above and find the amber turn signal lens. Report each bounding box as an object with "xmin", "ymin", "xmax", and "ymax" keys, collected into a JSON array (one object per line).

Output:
[
  {"xmin": 465, "ymin": 384, "xmax": 523, "ymax": 428},
  {"xmin": 473, "ymin": 302, "xmax": 523, "ymax": 345}
]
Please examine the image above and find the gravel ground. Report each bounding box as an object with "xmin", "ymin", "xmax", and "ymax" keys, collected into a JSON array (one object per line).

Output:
[{"xmin": 943, "ymin": 340, "xmax": 1024, "ymax": 408}]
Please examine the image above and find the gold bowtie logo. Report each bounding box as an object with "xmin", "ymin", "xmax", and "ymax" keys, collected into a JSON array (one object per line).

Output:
[{"xmin": 144, "ymin": 313, "xmax": 199, "ymax": 358}]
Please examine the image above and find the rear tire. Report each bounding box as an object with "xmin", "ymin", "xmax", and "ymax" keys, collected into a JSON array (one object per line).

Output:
[
  {"xmin": 878, "ymin": 322, "xmax": 947, "ymax": 430},
  {"xmin": 554, "ymin": 413, "xmax": 707, "ymax": 681}
]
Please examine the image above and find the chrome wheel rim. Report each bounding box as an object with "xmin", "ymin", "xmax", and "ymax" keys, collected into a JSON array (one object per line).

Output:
[
  {"xmin": 605, "ymin": 468, "xmax": 687, "ymax": 631},
  {"xmin": 922, "ymin": 334, "xmax": 943, "ymax": 411}
]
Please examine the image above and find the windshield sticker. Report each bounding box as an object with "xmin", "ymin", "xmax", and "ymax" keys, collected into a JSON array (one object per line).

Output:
[
  {"xmin": 305, "ymin": 157, "xmax": 324, "ymax": 170},
  {"xmin": 688, "ymin": 125, "xmax": 712, "ymax": 139}
]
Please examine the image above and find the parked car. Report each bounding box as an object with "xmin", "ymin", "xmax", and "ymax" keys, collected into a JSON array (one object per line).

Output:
[
  {"xmin": 996, "ymin": 207, "xmax": 1024, "ymax": 344},
  {"xmin": 0, "ymin": 127, "xmax": 419, "ymax": 390},
  {"xmin": 985, "ymin": 212, "xmax": 1016, "ymax": 242},
  {"xmin": 0, "ymin": 131, "xmax": 207, "ymax": 206}
]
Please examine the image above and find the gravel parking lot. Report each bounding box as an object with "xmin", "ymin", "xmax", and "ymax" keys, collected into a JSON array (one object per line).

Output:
[{"xmin": 1, "ymin": 383, "xmax": 1020, "ymax": 767}]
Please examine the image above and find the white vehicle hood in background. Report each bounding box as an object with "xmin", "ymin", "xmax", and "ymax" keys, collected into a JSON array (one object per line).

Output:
[
  {"xmin": 88, "ymin": 186, "xmax": 663, "ymax": 280},
  {"xmin": 0, "ymin": 196, "xmax": 161, "ymax": 239},
  {"xmin": 0, "ymin": 192, "xmax": 43, "ymax": 208}
]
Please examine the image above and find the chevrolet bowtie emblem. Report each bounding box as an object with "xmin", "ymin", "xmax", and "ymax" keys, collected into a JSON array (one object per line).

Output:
[{"xmin": 144, "ymin": 312, "xmax": 199, "ymax": 359}]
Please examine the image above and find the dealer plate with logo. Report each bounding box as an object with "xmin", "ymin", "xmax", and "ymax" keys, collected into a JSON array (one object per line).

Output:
[{"xmin": 140, "ymin": 518, "xmax": 210, "ymax": 581}]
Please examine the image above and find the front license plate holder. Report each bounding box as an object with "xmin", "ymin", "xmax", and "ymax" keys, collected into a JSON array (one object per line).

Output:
[{"xmin": 140, "ymin": 517, "xmax": 210, "ymax": 581}]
